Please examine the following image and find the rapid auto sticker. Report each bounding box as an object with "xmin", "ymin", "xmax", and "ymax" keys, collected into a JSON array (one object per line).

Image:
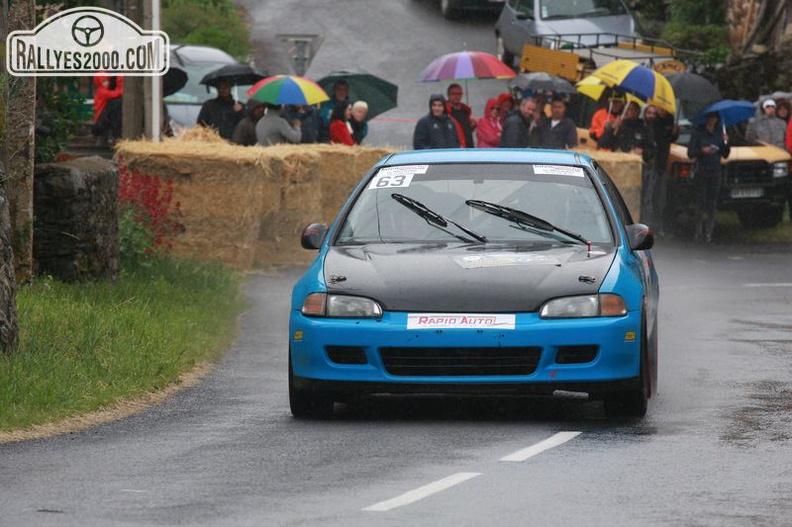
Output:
[
  {"xmin": 533, "ymin": 165, "xmax": 585, "ymax": 177},
  {"xmin": 454, "ymin": 253, "xmax": 560, "ymax": 268},
  {"xmin": 407, "ymin": 313, "xmax": 516, "ymax": 330},
  {"xmin": 368, "ymin": 165, "xmax": 428, "ymax": 190}
]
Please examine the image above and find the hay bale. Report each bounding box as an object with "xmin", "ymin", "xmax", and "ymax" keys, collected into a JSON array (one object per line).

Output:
[
  {"xmin": 577, "ymin": 150, "xmax": 643, "ymax": 221},
  {"xmin": 115, "ymin": 138, "xmax": 275, "ymax": 270}
]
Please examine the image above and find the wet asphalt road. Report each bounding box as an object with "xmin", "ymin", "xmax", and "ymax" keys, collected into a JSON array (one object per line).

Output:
[
  {"xmin": 1, "ymin": 238, "xmax": 791, "ymax": 526},
  {"xmin": 2, "ymin": 2, "xmax": 791, "ymax": 525}
]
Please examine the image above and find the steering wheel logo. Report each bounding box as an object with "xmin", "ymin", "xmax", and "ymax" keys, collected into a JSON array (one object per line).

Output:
[{"xmin": 71, "ymin": 15, "xmax": 104, "ymax": 47}]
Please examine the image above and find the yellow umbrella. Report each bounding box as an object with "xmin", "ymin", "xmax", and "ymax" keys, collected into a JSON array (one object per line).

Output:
[
  {"xmin": 589, "ymin": 59, "xmax": 676, "ymax": 114},
  {"xmin": 575, "ymin": 76, "xmax": 642, "ymax": 106}
]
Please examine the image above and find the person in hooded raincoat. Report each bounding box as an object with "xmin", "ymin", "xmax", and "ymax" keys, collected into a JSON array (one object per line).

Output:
[{"xmin": 412, "ymin": 94, "xmax": 461, "ymax": 150}]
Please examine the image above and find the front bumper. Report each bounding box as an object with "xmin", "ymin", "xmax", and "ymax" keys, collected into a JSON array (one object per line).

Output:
[{"xmin": 289, "ymin": 310, "xmax": 642, "ymax": 397}]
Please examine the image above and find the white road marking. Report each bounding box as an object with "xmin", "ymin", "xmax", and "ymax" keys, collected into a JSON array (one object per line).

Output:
[
  {"xmin": 500, "ymin": 431, "xmax": 582, "ymax": 462},
  {"xmin": 362, "ymin": 472, "xmax": 482, "ymax": 512},
  {"xmin": 742, "ymin": 283, "xmax": 792, "ymax": 288}
]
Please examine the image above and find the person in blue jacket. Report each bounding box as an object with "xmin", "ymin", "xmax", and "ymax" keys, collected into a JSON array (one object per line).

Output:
[
  {"xmin": 412, "ymin": 94, "xmax": 461, "ymax": 150},
  {"xmin": 687, "ymin": 112, "xmax": 730, "ymax": 242}
]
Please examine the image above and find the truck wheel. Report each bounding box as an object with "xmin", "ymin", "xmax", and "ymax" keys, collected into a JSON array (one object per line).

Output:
[
  {"xmin": 496, "ymin": 34, "xmax": 515, "ymax": 68},
  {"xmin": 737, "ymin": 206, "xmax": 783, "ymax": 229},
  {"xmin": 440, "ymin": 0, "xmax": 460, "ymax": 19}
]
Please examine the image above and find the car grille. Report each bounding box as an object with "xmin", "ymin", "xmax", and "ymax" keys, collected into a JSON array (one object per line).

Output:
[
  {"xmin": 723, "ymin": 161, "xmax": 771, "ymax": 186},
  {"xmin": 555, "ymin": 345, "xmax": 598, "ymax": 364},
  {"xmin": 326, "ymin": 346, "xmax": 368, "ymax": 365},
  {"xmin": 379, "ymin": 347, "xmax": 541, "ymax": 377}
]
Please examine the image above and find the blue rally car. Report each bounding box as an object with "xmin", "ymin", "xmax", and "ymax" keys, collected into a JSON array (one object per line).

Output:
[{"xmin": 289, "ymin": 149, "xmax": 659, "ymax": 419}]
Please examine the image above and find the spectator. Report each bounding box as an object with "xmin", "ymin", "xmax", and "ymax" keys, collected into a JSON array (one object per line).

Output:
[
  {"xmin": 446, "ymin": 83, "xmax": 476, "ymax": 147},
  {"xmin": 476, "ymin": 98, "xmax": 502, "ymax": 148},
  {"xmin": 231, "ymin": 99, "xmax": 266, "ymax": 146},
  {"xmin": 499, "ymin": 96, "xmax": 541, "ymax": 148},
  {"xmin": 413, "ymin": 94, "xmax": 460, "ymax": 149},
  {"xmin": 647, "ymin": 106, "xmax": 679, "ymax": 236},
  {"xmin": 91, "ymin": 73, "xmax": 123, "ymax": 145},
  {"xmin": 598, "ymin": 101, "xmax": 654, "ymax": 160},
  {"xmin": 746, "ymin": 99, "xmax": 786, "ymax": 149},
  {"xmin": 282, "ymin": 105, "xmax": 321, "ymax": 143},
  {"xmin": 329, "ymin": 99, "xmax": 355, "ymax": 146},
  {"xmin": 687, "ymin": 112, "xmax": 730, "ymax": 242},
  {"xmin": 589, "ymin": 95, "xmax": 625, "ymax": 150},
  {"xmin": 497, "ymin": 92, "xmax": 516, "ymax": 123},
  {"xmin": 538, "ymin": 97, "xmax": 577, "ymax": 150},
  {"xmin": 196, "ymin": 79, "xmax": 244, "ymax": 140},
  {"xmin": 255, "ymin": 103, "xmax": 302, "ymax": 146},
  {"xmin": 92, "ymin": 73, "xmax": 123, "ymax": 123},
  {"xmin": 775, "ymin": 99, "xmax": 790, "ymax": 124},
  {"xmin": 350, "ymin": 100, "xmax": 369, "ymax": 145},
  {"xmin": 318, "ymin": 79, "xmax": 350, "ymax": 142}
]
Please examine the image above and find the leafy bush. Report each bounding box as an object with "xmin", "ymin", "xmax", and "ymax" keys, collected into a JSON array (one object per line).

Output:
[
  {"xmin": 35, "ymin": 78, "xmax": 88, "ymax": 163},
  {"xmin": 117, "ymin": 162, "xmax": 183, "ymax": 267},
  {"xmin": 162, "ymin": 0, "xmax": 251, "ymax": 60}
]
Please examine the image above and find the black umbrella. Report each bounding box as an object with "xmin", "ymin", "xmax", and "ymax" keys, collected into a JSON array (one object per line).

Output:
[
  {"xmin": 507, "ymin": 72, "xmax": 576, "ymax": 96},
  {"xmin": 664, "ymin": 72, "xmax": 722, "ymax": 120},
  {"xmin": 664, "ymin": 72, "xmax": 721, "ymax": 103},
  {"xmin": 200, "ymin": 63, "xmax": 266, "ymax": 88},
  {"xmin": 317, "ymin": 69, "xmax": 398, "ymax": 120},
  {"xmin": 163, "ymin": 66, "xmax": 187, "ymax": 97}
]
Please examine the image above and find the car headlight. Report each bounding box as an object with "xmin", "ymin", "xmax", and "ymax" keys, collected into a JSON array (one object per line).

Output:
[
  {"xmin": 301, "ymin": 293, "xmax": 383, "ymax": 318},
  {"xmin": 539, "ymin": 294, "xmax": 627, "ymax": 319},
  {"xmin": 772, "ymin": 162, "xmax": 788, "ymax": 178}
]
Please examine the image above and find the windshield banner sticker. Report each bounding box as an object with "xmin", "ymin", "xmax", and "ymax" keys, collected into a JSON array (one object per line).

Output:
[
  {"xmin": 368, "ymin": 165, "xmax": 428, "ymax": 190},
  {"xmin": 533, "ymin": 165, "xmax": 585, "ymax": 177},
  {"xmin": 454, "ymin": 254, "xmax": 559, "ymax": 269},
  {"xmin": 407, "ymin": 313, "xmax": 516, "ymax": 330}
]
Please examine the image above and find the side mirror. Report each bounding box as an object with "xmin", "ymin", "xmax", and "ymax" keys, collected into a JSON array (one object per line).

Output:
[
  {"xmin": 301, "ymin": 223, "xmax": 328, "ymax": 250},
  {"xmin": 626, "ymin": 223, "xmax": 654, "ymax": 251}
]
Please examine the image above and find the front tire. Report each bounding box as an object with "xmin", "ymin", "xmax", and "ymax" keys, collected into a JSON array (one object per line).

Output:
[
  {"xmin": 604, "ymin": 317, "xmax": 650, "ymax": 419},
  {"xmin": 737, "ymin": 206, "xmax": 783, "ymax": 229},
  {"xmin": 289, "ymin": 353, "xmax": 334, "ymax": 419}
]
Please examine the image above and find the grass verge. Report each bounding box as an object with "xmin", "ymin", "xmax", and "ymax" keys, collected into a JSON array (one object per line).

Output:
[{"xmin": 0, "ymin": 256, "xmax": 246, "ymax": 434}]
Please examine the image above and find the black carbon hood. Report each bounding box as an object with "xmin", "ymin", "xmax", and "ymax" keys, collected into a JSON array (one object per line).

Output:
[{"xmin": 324, "ymin": 243, "xmax": 616, "ymax": 312}]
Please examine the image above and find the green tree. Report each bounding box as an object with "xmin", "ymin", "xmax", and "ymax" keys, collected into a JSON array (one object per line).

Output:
[{"xmin": 162, "ymin": 0, "xmax": 251, "ymax": 61}]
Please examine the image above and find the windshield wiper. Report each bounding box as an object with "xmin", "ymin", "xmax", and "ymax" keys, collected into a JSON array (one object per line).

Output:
[
  {"xmin": 465, "ymin": 199, "xmax": 588, "ymax": 245},
  {"xmin": 391, "ymin": 193, "xmax": 487, "ymax": 243}
]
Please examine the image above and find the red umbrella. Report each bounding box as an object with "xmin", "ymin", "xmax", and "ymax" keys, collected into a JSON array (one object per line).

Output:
[{"xmin": 419, "ymin": 50, "xmax": 516, "ymax": 82}]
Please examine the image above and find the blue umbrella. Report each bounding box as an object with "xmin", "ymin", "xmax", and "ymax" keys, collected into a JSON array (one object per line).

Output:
[{"xmin": 692, "ymin": 99, "xmax": 756, "ymax": 127}]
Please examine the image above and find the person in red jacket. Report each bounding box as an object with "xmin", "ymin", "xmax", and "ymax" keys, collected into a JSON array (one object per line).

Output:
[
  {"xmin": 476, "ymin": 98, "xmax": 502, "ymax": 148},
  {"xmin": 329, "ymin": 99, "xmax": 355, "ymax": 146},
  {"xmin": 446, "ymin": 83, "xmax": 476, "ymax": 147},
  {"xmin": 92, "ymin": 73, "xmax": 123, "ymax": 123}
]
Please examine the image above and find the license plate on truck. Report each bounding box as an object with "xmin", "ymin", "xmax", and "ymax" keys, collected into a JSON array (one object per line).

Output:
[{"xmin": 731, "ymin": 188, "xmax": 763, "ymax": 198}]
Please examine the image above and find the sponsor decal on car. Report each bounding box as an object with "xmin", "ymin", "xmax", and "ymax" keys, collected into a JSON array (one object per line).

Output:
[
  {"xmin": 367, "ymin": 165, "xmax": 428, "ymax": 190},
  {"xmin": 407, "ymin": 313, "xmax": 516, "ymax": 329},
  {"xmin": 534, "ymin": 165, "xmax": 585, "ymax": 177}
]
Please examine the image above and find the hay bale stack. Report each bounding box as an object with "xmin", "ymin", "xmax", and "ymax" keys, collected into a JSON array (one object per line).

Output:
[
  {"xmin": 253, "ymin": 146, "xmax": 322, "ymax": 267},
  {"xmin": 577, "ymin": 150, "xmax": 643, "ymax": 221},
  {"xmin": 115, "ymin": 138, "xmax": 273, "ymax": 270}
]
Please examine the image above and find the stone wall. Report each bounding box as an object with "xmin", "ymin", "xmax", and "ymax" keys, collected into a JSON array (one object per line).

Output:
[{"xmin": 33, "ymin": 156, "xmax": 119, "ymax": 282}]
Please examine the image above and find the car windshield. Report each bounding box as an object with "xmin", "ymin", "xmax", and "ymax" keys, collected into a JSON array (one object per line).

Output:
[
  {"xmin": 539, "ymin": 0, "xmax": 626, "ymax": 20},
  {"xmin": 336, "ymin": 163, "xmax": 613, "ymax": 245}
]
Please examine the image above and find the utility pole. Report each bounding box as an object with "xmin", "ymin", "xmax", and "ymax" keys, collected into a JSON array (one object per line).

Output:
[{"xmin": 122, "ymin": 0, "xmax": 145, "ymax": 139}]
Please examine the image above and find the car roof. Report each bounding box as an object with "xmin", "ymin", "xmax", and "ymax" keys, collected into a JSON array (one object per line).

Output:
[
  {"xmin": 379, "ymin": 148, "xmax": 594, "ymax": 168},
  {"xmin": 169, "ymin": 44, "xmax": 237, "ymax": 66}
]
